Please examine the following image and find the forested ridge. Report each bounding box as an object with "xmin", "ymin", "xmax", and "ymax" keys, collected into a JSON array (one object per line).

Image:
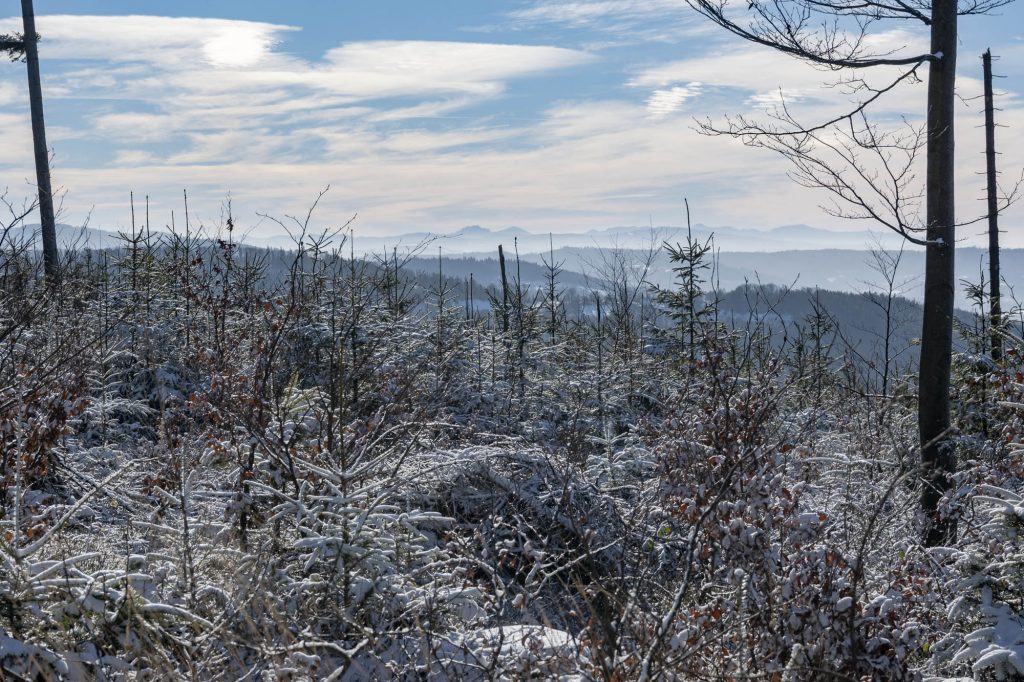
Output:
[{"xmin": 0, "ymin": 207, "xmax": 1021, "ymax": 680}]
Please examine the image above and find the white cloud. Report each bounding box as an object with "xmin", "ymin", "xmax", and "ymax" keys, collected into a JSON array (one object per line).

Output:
[
  {"xmin": 0, "ymin": 14, "xmax": 597, "ymax": 164},
  {"xmin": 0, "ymin": 15, "xmax": 296, "ymax": 66},
  {"xmin": 377, "ymin": 127, "xmax": 521, "ymax": 154},
  {"xmin": 626, "ymin": 31, "xmax": 940, "ymax": 128},
  {"xmin": 0, "ymin": 15, "xmax": 592, "ymax": 101},
  {"xmin": 0, "ymin": 113, "xmax": 33, "ymax": 169},
  {"xmin": 747, "ymin": 87, "xmax": 809, "ymax": 110},
  {"xmin": 1, "ymin": 12, "xmax": 1020, "ymax": 248},
  {"xmin": 203, "ymin": 23, "xmax": 277, "ymax": 67},
  {"xmin": 502, "ymin": 0, "xmax": 712, "ymax": 43},
  {"xmin": 632, "ymin": 46, "xmax": 833, "ymax": 92},
  {"xmin": 111, "ymin": 150, "xmax": 157, "ymax": 167},
  {"xmin": 7, "ymin": 99, "xmax": 810, "ymax": 234},
  {"xmin": 646, "ymin": 82, "xmax": 702, "ymax": 117},
  {"xmin": 93, "ymin": 112, "xmax": 178, "ymax": 143},
  {"xmin": 7, "ymin": 80, "xmax": 1021, "ymax": 246},
  {"xmin": 0, "ymin": 80, "xmax": 19, "ymax": 107},
  {"xmin": 366, "ymin": 97, "xmax": 478, "ymax": 123},
  {"xmin": 310, "ymin": 41, "xmax": 594, "ymax": 99},
  {"xmin": 0, "ymin": 14, "xmax": 594, "ymax": 170},
  {"xmin": 508, "ymin": 0, "xmax": 684, "ymax": 27},
  {"xmin": 630, "ymin": 29, "xmax": 927, "ymax": 89}
]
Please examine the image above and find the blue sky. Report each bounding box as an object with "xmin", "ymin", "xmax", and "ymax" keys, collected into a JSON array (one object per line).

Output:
[{"xmin": 1, "ymin": 1, "xmax": 1022, "ymax": 245}]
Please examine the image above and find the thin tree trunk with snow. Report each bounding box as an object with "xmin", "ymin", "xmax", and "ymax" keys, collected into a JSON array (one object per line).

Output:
[
  {"xmin": 983, "ymin": 49, "xmax": 1002, "ymax": 364},
  {"xmin": 919, "ymin": 0, "xmax": 958, "ymax": 547},
  {"xmin": 20, "ymin": 0, "xmax": 59, "ymax": 284}
]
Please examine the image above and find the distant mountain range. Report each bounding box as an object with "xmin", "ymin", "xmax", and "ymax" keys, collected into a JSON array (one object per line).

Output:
[
  {"xmin": 12, "ymin": 222, "xmax": 1009, "ymax": 308},
  {"xmin": 13, "ymin": 221, "xmax": 908, "ymax": 255},
  {"xmin": 330, "ymin": 222, "xmax": 909, "ymax": 256}
]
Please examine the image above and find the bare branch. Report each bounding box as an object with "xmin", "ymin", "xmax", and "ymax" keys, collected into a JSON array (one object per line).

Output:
[{"xmin": 685, "ymin": 0, "xmax": 936, "ymax": 68}]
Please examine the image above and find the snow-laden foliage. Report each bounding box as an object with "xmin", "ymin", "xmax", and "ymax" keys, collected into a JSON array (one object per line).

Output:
[
  {"xmin": 0, "ymin": 209, "xmax": 1021, "ymax": 680},
  {"xmin": 932, "ymin": 471, "xmax": 1024, "ymax": 680}
]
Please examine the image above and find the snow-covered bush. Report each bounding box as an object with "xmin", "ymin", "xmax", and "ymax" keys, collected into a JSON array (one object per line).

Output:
[
  {"xmin": 6, "ymin": 202, "xmax": 1024, "ymax": 680},
  {"xmin": 932, "ymin": 478, "xmax": 1024, "ymax": 680},
  {"xmin": 637, "ymin": 346, "xmax": 937, "ymax": 680}
]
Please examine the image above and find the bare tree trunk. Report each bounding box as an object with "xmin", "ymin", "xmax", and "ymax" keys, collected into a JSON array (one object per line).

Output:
[
  {"xmin": 498, "ymin": 244, "xmax": 509, "ymax": 334},
  {"xmin": 20, "ymin": 0, "xmax": 59, "ymax": 284},
  {"xmin": 595, "ymin": 293, "xmax": 604, "ymax": 435},
  {"xmin": 919, "ymin": 0, "xmax": 958, "ymax": 547},
  {"xmin": 983, "ymin": 49, "xmax": 1002, "ymax": 363},
  {"xmin": 514, "ymin": 239, "xmax": 525, "ymax": 400},
  {"xmin": 547, "ymin": 233, "xmax": 559, "ymax": 343}
]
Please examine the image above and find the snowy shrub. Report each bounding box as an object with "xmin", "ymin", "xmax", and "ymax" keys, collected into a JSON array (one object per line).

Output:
[
  {"xmin": 935, "ymin": 480, "xmax": 1024, "ymax": 680},
  {"xmin": 5, "ymin": 207, "xmax": 1023, "ymax": 680},
  {"xmin": 638, "ymin": 352, "xmax": 935, "ymax": 680}
]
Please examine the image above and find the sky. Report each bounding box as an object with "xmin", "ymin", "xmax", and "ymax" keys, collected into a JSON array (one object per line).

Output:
[{"xmin": 1, "ymin": 0, "xmax": 1022, "ymax": 246}]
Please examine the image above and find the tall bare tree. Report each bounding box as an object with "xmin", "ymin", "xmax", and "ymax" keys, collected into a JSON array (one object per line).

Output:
[
  {"xmin": 3, "ymin": 1, "xmax": 59, "ymax": 283},
  {"xmin": 982, "ymin": 49, "xmax": 1002, "ymax": 363},
  {"xmin": 686, "ymin": 0, "xmax": 1012, "ymax": 545}
]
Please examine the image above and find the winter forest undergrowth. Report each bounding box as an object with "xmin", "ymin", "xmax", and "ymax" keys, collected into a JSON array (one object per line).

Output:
[{"xmin": 1, "ymin": 196, "xmax": 1023, "ymax": 681}]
